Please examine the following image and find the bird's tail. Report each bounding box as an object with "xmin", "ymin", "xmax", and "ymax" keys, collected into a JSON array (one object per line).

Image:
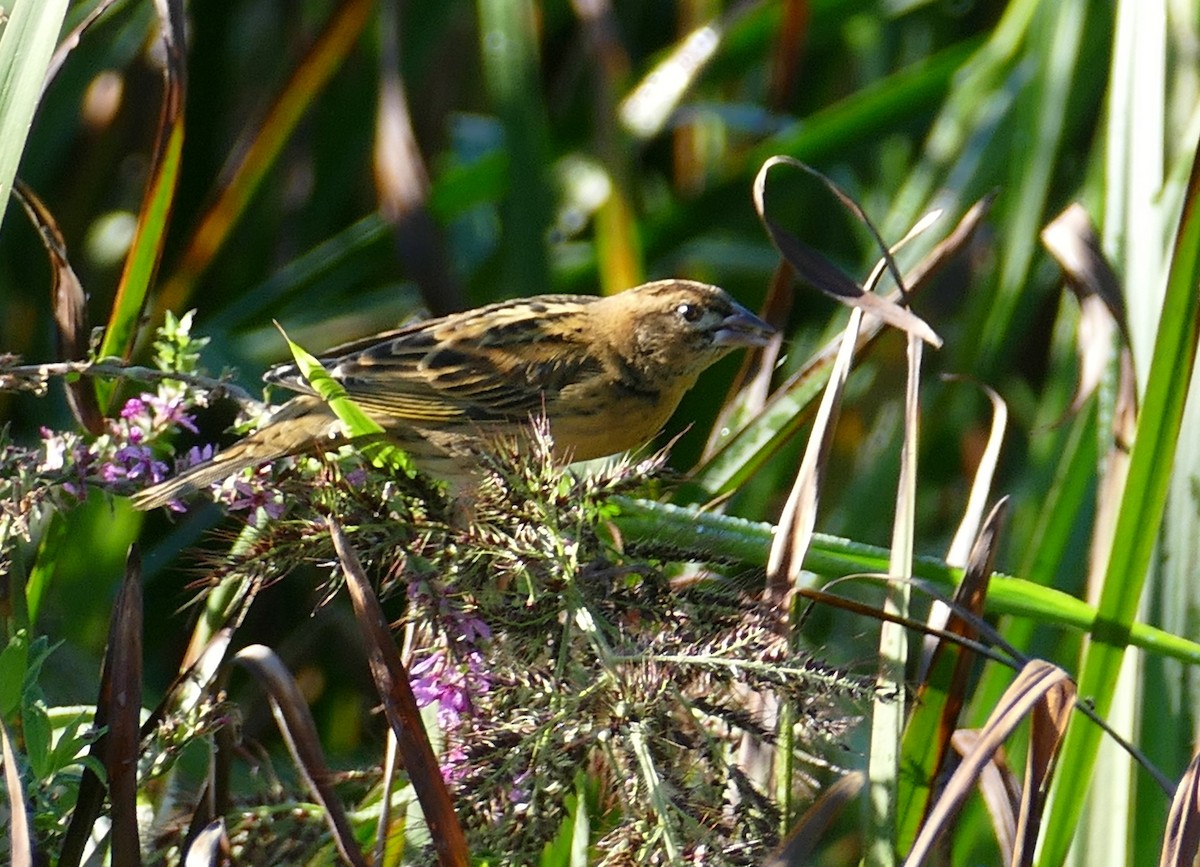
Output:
[{"xmin": 131, "ymin": 397, "xmax": 339, "ymax": 511}]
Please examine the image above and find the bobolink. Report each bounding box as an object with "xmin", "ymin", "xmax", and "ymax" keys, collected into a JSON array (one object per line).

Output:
[{"xmin": 131, "ymin": 279, "xmax": 774, "ymax": 510}]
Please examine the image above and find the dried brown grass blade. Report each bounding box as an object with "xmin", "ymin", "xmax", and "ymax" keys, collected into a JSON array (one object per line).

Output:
[
  {"xmin": 918, "ymin": 382, "xmax": 1007, "ymax": 680},
  {"xmin": 763, "ymin": 196, "xmax": 947, "ymax": 601},
  {"xmin": 1011, "ymin": 664, "xmax": 1074, "ymax": 866},
  {"xmin": 691, "ymin": 194, "xmax": 993, "ymax": 498},
  {"xmin": 753, "ymin": 155, "xmax": 942, "ymax": 348},
  {"xmin": 765, "ymin": 307, "xmax": 860, "ymax": 601},
  {"xmin": 329, "ymin": 517, "xmax": 470, "ymax": 866},
  {"xmin": 1, "ymin": 717, "xmax": 32, "ymax": 867},
  {"xmin": 375, "ymin": 731, "xmax": 402, "ymax": 867},
  {"xmin": 106, "ymin": 547, "xmax": 145, "ymax": 867},
  {"xmin": 1160, "ymin": 750, "xmax": 1200, "ymax": 867},
  {"xmin": 231, "ymin": 645, "xmax": 369, "ymax": 867},
  {"xmin": 951, "ymin": 730, "xmax": 1020, "ymax": 865},
  {"xmin": 944, "ymin": 384, "xmax": 1008, "ymax": 567},
  {"xmin": 140, "ymin": 626, "xmax": 235, "ymax": 753},
  {"xmin": 1041, "ymin": 202, "xmax": 1133, "ymax": 416},
  {"xmin": 12, "ymin": 179, "xmax": 102, "ymax": 433},
  {"xmin": 939, "ymin": 497, "xmax": 1005, "ymax": 671},
  {"xmin": 767, "ymin": 0, "xmax": 809, "ymax": 109},
  {"xmin": 703, "ymin": 264, "xmax": 791, "ymax": 460},
  {"xmin": 42, "ymin": 0, "xmax": 121, "ymax": 93},
  {"xmin": 765, "ymin": 771, "xmax": 864, "ymax": 866},
  {"xmin": 61, "ymin": 547, "xmax": 145, "ymax": 867},
  {"xmin": 904, "ymin": 660, "xmax": 1074, "ymax": 865},
  {"xmin": 897, "ymin": 499, "xmax": 1008, "ymax": 853},
  {"xmin": 181, "ymin": 818, "xmax": 229, "ymax": 867}
]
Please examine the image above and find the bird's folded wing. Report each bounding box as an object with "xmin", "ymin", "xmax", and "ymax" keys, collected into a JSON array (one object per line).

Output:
[{"xmin": 267, "ymin": 302, "xmax": 607, "ymax": 426}]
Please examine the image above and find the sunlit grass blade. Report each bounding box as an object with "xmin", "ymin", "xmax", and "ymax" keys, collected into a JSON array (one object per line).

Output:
[
  {"xmin": 154, "ymin": 0, "xmax": 374, "ymax": 322},
  {"xmin": 619, "ymin": 10, "xmax": 725, "ymax": 140},
  {"xmin": 96, "ymin": 0, "xmax": 186, "ymax": 383},
  {"xmin": 865, "ymin": 334, "xmax": 922, "ymax": 866},
  {"xmin": 0, "ymin": 718, "xmax": 32, "ymax": 866},
  {"xmin": 609, "ymin": 498, "xmax": 1200, "ymax": 666},
  {"xmin": 278, "ymin": 326, "xmax": 413, "ymax": 475},
  {"xmin": 0, "ymin": 0, "xmax": 68, "ymax": 238},
  {"xmin": 765, "ymin": 306, "xmax": 859, "ymax": 599},
  {"xmin": 1038, "ymin": 131, "xmax": 1200, "ymax": 864}
]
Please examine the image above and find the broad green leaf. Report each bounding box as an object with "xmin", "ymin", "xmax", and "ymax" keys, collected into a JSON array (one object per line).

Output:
[{"xmin": 0, "ymin": 0, "xmax": 68, "ymax": 236}]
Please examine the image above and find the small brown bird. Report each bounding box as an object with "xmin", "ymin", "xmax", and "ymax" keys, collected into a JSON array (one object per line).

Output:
[{"xmin": 131, "ymin": 279, "xmax": 774, "ymax": 510}]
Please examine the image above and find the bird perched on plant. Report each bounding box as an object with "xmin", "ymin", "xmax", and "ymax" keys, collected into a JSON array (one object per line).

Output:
[{"xmin": 131, "ymin": 279, "xmax": 775, "ymax": 510}]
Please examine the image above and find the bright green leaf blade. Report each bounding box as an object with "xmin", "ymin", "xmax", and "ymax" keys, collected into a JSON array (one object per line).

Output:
[
  {"xmin": 609, "ymin": 498, "xmax": 1200, "ymax": 667},
  {"xmin": 0, "ymin": 631, "xmax": 29, "ymax": 717},
  {"xmin": 0, "ymin": 0, "xmax": 68, "ymax": 236},
  {"xmin": 97, "ymin": 0, "xmax": 187, "ymax": 371},
  {"xmin": 279, "ymin": 328, "xmax": 413, "ymax": 475},
  {"xmin": 1037, "ymin": 131, "xmax": 1200, "ymax": 866}
]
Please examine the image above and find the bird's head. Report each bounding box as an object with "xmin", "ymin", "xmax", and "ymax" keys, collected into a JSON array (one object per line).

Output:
[{"xmin": 600, "ymin": 280, "xmax": 776, "ymax": 384}]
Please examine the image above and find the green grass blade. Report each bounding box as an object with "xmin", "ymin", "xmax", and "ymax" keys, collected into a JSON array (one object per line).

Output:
[
  {"xmin": 972, "ymin": 0, "xmax": 1102, "ymax": 375},
  {"xmin": 279, "ymin": 329, "xmax": 413, "ymax": 475},
  {"xmin": 477, "ymin": 0, "xmax": 552, "ymax": 297},
  {"xmin": 0, "ymin": 0, "xmax": 68, "ymax": 236},
  {"xmin": 97, "ymin": 0, "xmax": 187, "ymax": 368},
  {"xmin": 1038, "ymin": 135, "xmax": 1200, "ymax": 864},
  {"xmin": 609, "ymin": 498, "xmax": 1200, "ymax": 667},
  {"xmin": 154, "ymin": 0, "xmax": 374, "ymax": 319}
]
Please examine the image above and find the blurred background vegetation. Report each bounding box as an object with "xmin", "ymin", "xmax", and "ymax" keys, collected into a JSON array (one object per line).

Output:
[{"xmin": 5, "ymin": 0, "xmax": 1200, "ymax": 863}]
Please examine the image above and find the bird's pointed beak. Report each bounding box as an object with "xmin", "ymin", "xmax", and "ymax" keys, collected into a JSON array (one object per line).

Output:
[{"xmin": 712, "ymin": 302, "xmax": 776, "ymax": 348}]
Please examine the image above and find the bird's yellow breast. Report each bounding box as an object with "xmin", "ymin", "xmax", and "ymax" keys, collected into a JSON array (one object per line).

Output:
[{"xmin": 546, "ymin": 372, "xmax": 697, "ymax": 461}]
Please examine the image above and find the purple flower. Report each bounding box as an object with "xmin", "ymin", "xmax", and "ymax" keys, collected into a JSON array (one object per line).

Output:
[
  {"xmin": 146, "ymin": 393, "xmax": 199, "ymax": 434},
  {"xmin": 508, "ymin": 770, "xmax": 532, "ymax": 809},
  {"xmin": 181, "ymin": 443, "xmax": 217, "ymax": 469},
  {"xmin": 220, "ymin": 474, "xmax": 285, "ymax": 519},
  {"xmin": 409, "ymin": 649, "xmax": 490, "ymax": 733},
  {"xmin": 457, "ymin": 615, "xmax": 492, "ymax": 645},
  {"xmin": 99, "ymin": 444, "xmax": 169, "ymax": 484},
  {"xmin": 120, "ymin": 398, "xmax": 147, "ymax": 420}
]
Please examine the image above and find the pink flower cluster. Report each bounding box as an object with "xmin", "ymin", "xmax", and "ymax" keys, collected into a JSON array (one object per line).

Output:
[{"xmin": 406, "ymin": 583, "xmax": 493, "ymax": 782}]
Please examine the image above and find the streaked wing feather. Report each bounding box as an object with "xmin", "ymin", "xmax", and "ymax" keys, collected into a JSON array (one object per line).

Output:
[{"xmin": 304, "ymin": 295, "xmax": 607, "ymax": 425}]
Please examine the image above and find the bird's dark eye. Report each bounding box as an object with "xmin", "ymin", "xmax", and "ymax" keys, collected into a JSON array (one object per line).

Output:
[{"xmin": 676, "ymin": 302, "xmax": 702, "ymax": 323}]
